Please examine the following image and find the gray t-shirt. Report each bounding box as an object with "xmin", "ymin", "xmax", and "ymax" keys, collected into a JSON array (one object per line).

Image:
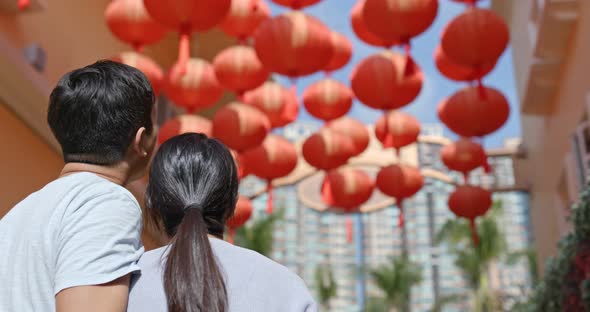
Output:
[
  {"xmin": 128, "ymin": 238, "xmax": 318, "ymax": 312},
  {"xmin": 0, "ymin": 172, "xmax": 143, "ymax": 312}
]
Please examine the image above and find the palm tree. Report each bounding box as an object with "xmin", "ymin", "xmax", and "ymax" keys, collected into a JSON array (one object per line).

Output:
[
  {"xmin": 314, "ymin": 264, "xmax": 337, "ymax": 311},
  {"xmin": 436, "ymin": 202, "xmax": 507, "ymax": 312},
  {"xmin": 365, "ymin": 256, "xmax": 422, "ymax": 312},
  {"xmin": 234, "ymin": 210, "xmax": 283, "ymax": 257}
]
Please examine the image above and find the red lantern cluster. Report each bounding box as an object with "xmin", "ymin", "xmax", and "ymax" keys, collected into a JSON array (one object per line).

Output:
[{"xmin": 433, "ymin": 0, "xmax": 509, "ymax": 245}]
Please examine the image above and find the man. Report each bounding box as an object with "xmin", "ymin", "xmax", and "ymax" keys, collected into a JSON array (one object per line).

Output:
[{"xmin": 0, "ymin": 60, "xmax": 157, "ymax": 312}]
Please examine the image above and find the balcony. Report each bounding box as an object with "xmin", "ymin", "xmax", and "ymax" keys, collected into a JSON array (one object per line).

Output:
[{"xmin": 522, "ymin": 0, "xmax": 579, "ymax": 115}]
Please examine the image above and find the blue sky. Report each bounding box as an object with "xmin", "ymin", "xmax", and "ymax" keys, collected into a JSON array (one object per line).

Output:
[{"xmin": 268, "ymin": 0, "xmax": 521, "ymax": 148}]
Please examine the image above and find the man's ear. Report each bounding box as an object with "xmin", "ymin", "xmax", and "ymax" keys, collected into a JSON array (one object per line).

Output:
[{"xmin": 133, "ymin": 127, "xmax": 148, "ymax": 157}]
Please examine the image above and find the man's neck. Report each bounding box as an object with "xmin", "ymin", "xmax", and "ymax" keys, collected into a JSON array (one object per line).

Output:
[{"xmin": 60, "ymin": 162, "xmax": 131, "ymax": 186}]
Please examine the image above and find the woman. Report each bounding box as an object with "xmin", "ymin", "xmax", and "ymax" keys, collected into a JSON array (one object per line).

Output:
[{"xmin": 127, "ymin": 133, "xmax": 317, "ymax": 312}]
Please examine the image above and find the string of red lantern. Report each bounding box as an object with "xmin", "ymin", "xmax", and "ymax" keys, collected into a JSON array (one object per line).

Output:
[
  {"xmin": 362, "ymin": 0, "xmax": 438, "ymax": 53},
  {"xmin": 271, "ymin": 0, "xmax": 322, "ymax": 10},
  {"xmin": 325, "ymin": 31, "xmax": 353, "ymax": 74},
  {"xmin": 17, "ymin": 0, "xmax": 29, "ymax": 10},
  {"xmin": 351, "ymin": 51, "xmax": 423, "ymax": 111},
  {"xmin": 437, "ymin": 85, "xmax": 510, "ymax": 138},
  {"xmin": 226, "ymin": 196, "xmax": 254, "ymax": 243},
  {"xmin": 435, "ymin": 1, "xmax": 510, "ymax": 247},
  {"xmin": 376, "ymin": 165, "xmax": 424, "ymax": 228},
  {"xmin": 325, "ymin": 117, "xmax": 370, "ymax": 157},
  {"xmin": 213, "ymin": 45, "xmax": 271, "ymax": 98},
  {"xmin": 374, "ymin": 111, "xmax": 421, "ymax": 156},
  {"xmin": 448, "ymin": 185, "xmax": 492, "ymax": 245},
  {"xmin": 105, "ymin": 0, "xmax": 167, "ymax": 52},
  {"xmin": 212, "ymin": 102, "xmax": 271, "ymax": 153},
  {"xmin": 254, "ymin": 11, "xmax": 333, "ymax": 80},
  {"xmin": 158, "ymin": 115, "xmax": 213, "ymax": 145},
  {"xmin": 322, "ymin": 167, "xmax": 374, "ymax": 242},
  {"xmin": 111, "ymin": 52, "xmax": 164, "ymax": 95},
  {"xmin": 220, "ymin": 0, "xmax": 271, "ymax": 42},
  {"xmin": 143, "ymin": 0, "xmax": 231, "ymax": 72},
  {"xmin": 243, "ymin": 82, "xmax": 300, "ymax": 129},
  {"xmin": 303, "ymin": 79, "xmax": 353, "ymax": 122},
  {"xmin": 165, "ymin": 58, "xmax": 224, "ymax": 113},
  {"xmin": 240, "ymin": 135, "xmax": 298, "ymax": 214},
  {"xmin": 350, "ymin": 0, "xmax": 396, "ymax": 48},
  {"xmin": 441, "ymin": 138, "xmax": 489, "ymax": 183}
]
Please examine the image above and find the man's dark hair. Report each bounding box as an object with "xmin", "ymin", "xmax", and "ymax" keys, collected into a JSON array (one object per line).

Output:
[{"xmin": 48, "ymin": 60, "xmax": 155, "ymax": 165}]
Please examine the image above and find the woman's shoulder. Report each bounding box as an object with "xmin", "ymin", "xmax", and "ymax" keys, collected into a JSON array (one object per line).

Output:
[{"xmin": 210, "ymin": 239, "xmax": 317, "ymax": 310}]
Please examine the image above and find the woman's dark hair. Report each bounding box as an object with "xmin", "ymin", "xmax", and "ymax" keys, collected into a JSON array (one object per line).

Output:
[
  {"xmin": 145, "ymin": 133, "xmax": 239, "ymax": 312},
  {"xmin": 48, "ymin": 60, "xmax": 155, "ymax": 165}
]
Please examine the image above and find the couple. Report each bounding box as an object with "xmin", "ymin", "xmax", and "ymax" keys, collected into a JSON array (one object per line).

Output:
[{"xmin": 0, "ymin": 61, "xmax": 317, "ymax": 312}]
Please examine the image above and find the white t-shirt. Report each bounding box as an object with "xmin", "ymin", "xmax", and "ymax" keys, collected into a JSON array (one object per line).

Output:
[
  {"xmin": 0, "ymin": 172, "xmax": 143, "ymax": 312},
  {"xmin": 128, "ymin": 238, "xmax": 317, "ymax": 312}
]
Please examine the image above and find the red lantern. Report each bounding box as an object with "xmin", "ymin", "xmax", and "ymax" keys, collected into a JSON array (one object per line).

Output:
[
  {"xmin": 213, "ymin": 45, "xmax": 270, "ymax": 96},
  {"xmin": 241, "ymin": 135, "xmax": 298, "ymax": 214},
  {"xmin": 441, "ymin": 8, "xmax": 509, "ymax": 68},
  {"xmin": 18, "ymin": 0, "xmax": 29, "ymax": 10},
  {"xmin": 143, "ymin": 0, "xmax": 231, "ymax": 69},
  {"xmin": 302, "ymin": 128, "xmax": 355, "ymax": 171},
  {"xmin": 350, "ymin": 0, "xmax": 394, "ymax": 47},
  {"xmin": 105, "ymin": 0, "xmax": 167, "ymax": 51},
  {"xmin": 376, "ymin": 164, "xmax": 423, "ymax": 226},
  {"xmin": 322, "ymin": 168, "xmax": 374, "ymax": 211},
  {"xmin": 226, "ymin": 196, "xmax": 253, "ymax": 243},
  {"xmin": 434, "ymin": 45, "xmax": 494, "ymax": 82},
  {"xmin": 351, "ymin": 51, "xmax": 423, "ymax": 110},
  {"xmin": 303, "ymin": 79, "xmax": 353, "ymax": 122},
  {"xmin": 374, "ymin": 110, "xmax": 420, "ymax": 153},
  {"xmin": 448, "ymin": 185, "xmax": 492, "ymax": 245},
  {"xmin": 271, "ymin": 0, "xmax": 321, "ymax": 10},
  {"xmin": 165, "ymin": 58, "xmax": 224, "ymax": 112},
  {"xmin": 322, "ymin": 167, "xmax": 374, "ymax": 242},
  {"xmin": 158, "ymin": 115, "xmax": 212, "ymax": 145},
  {"xmin": 220, "ymin": 0, "xmax": 271, "ymax": 40},
  {"xmin": 212, "ymin": 102, "xmax": 271, "ymax": 152},
  {"xmin": 254, "ymin": 11, "xmax": 333, "ymax": 78},
  {"xmin": 363, "ymin": 0, "xmax": 438, "ymax": 44},
  {"xmin": 326, "ymin": 117, "xmax": 370, "ymax": 157},
  {"xmin": 243, "ymin": 82, "xmax": 299, "ymax": 128},
  {"xmin": 111, "ymin": 51, "xmax": 164, "ymax": 95},
  {"xmin": 437, "ymin": 86, "xmax": 510, "ymax": 138},
  {"xmin": 325, "ymin": 31, "xmax": 353, "ymax": 73},
  {"xmin": 441, "ymin": 138, "xmax": 488, "ymax": 181}
]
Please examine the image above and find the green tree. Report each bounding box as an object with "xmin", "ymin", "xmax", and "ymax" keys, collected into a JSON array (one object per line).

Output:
[
  {"xmin": 314, "ymin": 264, "xmax": 337, "ymax": 311},
  {"xmin": 234, "ymin": 210, "xmax": 283, "ymax": 257},
  {"xmin": 527, "ymin": 183, "xmax": 590, "ymax": 311},
  {"xmin": 365, "ymin": 256, "xmax": 422, "ymax": 312},
  {"xmin": 436, "ymin": 202, "xmax": 507, "ymax": 312}
]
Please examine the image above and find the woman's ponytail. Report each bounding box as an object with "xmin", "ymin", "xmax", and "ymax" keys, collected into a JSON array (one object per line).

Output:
[
  {"xmin": 163, "ymin": 206, "xmax": 227, "ymax": 312},
  {"xmin": 146, "ymin": 133, "xmax": 239, "ymax": 312}
]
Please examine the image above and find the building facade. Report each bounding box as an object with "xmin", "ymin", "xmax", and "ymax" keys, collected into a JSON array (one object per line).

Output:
[
  {"xmin": 239, "ymin": 122, "xmax": 532, "ymax": 311},
  {"xmin": 491, "ymin": 0, "xmax": 590, "ymax": 272}
]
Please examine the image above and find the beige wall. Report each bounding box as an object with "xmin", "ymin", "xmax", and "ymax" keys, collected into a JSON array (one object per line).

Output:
[
  {"xmin": 494, "ymin": 0, "xmax": 589, "ymax": 272},
  {"xmin": 0, "ymin": 103, "xmax": 62, "ymax": 217}
]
